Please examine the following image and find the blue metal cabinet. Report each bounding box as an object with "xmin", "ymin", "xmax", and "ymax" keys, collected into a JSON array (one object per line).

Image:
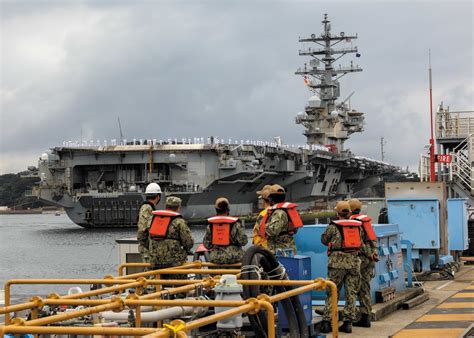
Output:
[
  {"xmin": 295, "ymin": 224, "xmax": 405, "ymax": 304},
  {"xmin": 277, "ymin": 255, "xmax": 312, "ymax": 328},
  {"xmin": 294, "ymin": 225, "xmax": 329, "ymax": 303},
  {"xmin": 387, "ymin": 198, "xmax": 440, "ymax": 249},
  {"xmin": 447, "ymin": 198, "xmax": 469, "ymax": 251}
]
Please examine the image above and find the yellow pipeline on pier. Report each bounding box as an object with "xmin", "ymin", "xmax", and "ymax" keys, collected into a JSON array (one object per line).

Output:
[{"xmin": 0, "ymin": 261, "xmax": 340, "ymax": 338}]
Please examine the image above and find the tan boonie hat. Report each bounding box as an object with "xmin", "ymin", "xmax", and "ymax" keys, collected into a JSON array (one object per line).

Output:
[
  {"xmin": 215, "ymin": 197, "xmax": 230, "ymax": 209},
  {"xmin": 348, "ymin": 198, "xmax": 362, "ymax": 211},
  {"xmin": 256, "ymin": 185, "xmax": 272, "ymax": 199},
  {"xmin": 268, "ymin": 184, "xmax": 286, "ymax": 195},
  {"xmin": 166, "ymin": 196, "xmax": 182, "ymax": 208},
  {"xmin": 334, "ymin": 201, "xmax": 351, "ymax": 213}
]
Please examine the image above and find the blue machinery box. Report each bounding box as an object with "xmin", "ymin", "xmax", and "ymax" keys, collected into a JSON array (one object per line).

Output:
[
  {"xmin": 276, "ymin": 255, "xmax": 312, "ymax": 330},
  {"xmin": 387, "ymin": 198, "xmax": 440, "ymax": 249},
  {"xmin": 387, "ymin": 198, "xmax": 456, "ymax": 271},
  {"xmin": 447, "ymin": 198, "xmax": 469, "ymax": 251},
  {"xmin": 294, "ymin": 223, "xmax": 405, "ymax": 305}
]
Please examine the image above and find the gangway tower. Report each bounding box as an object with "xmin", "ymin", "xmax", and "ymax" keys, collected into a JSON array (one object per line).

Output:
[
  {"xmin": 295, "ymin": 14, "xmax": 364, "ymax": 153},
  {"xmin": 432, "ymin": 103, "xmax": 474, "ymax": 203}
]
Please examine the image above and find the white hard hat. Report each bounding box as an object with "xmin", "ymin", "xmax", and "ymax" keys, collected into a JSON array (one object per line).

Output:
[{"xmin": 145, "ymin": 183, "xmax": 162, "ymax": 195}]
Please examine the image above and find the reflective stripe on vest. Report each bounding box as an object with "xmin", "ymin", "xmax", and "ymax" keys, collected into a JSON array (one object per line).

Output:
[
  {"xmin": 332, "ymin": 219, "xmax": 362, "ymax": 250},
  {"xmin": 208, "ymin": 216, "xmax": 238, "ymax": 246},
  {"xmin": 258, "ymin": 202, "xmax": 303, "ymax": 239},
  {"xmin": 351, "ymin": 214, "xmax": 377, "ymax": 241},
  {"xmin": 149, "ymin": 210, "xmax": 181, "ymax": 240}
]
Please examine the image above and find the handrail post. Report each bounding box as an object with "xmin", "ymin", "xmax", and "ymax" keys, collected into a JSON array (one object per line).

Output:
[{"xmin": 4, "ymin": 281, "xmax": 11, "ymax": 324}]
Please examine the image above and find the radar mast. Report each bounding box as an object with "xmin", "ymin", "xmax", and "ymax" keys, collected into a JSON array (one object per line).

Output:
[{"xmin": 295, "ymin": 14, "xmax": 364, "ymax": 152}]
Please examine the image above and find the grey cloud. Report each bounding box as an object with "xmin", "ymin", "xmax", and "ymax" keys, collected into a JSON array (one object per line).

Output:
[{"xmin": 1, "ymin": 0, "xmax": 473, "ymax": 174}]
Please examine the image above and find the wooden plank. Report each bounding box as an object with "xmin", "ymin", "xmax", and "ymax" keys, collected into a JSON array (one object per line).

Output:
[
  {"xmin": 401, "ymin": 293, "xmax": 429, "ymax": 310},
  {"xmin": 371, "ymin": 288, "xmax": 424, "ymax": 321}
]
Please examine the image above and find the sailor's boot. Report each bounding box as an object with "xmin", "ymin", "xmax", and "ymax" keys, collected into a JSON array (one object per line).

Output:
[
  {"xmin": 353, "ymin": 313, "xmax": 371, "ymax": 327},
  {"xmin": 339, "ymin": 321, "xmax": 353, "ymax": 333},
  {"xmin": 319, "ymin": 320, "xmax": 332, "ymax": 333}
]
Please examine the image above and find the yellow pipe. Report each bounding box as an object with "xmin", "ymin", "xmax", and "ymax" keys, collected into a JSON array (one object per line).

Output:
[
  {"xmin": 1, "ymin": 278, "xmax": 317, "ymax": 316},
  {"xmin": 1, "ymin": 325, "xmax": 158, "ymax": 336},
  {"xmin": 0, "ymin": 301, "xmax": 37, "ymax": 315},
  {"xmin": 145, "ymin": 268, "xmax": 240, "ymax": 275},
  {"xmin": 259, "ymin": 300, "xmax": 276, "ymax": 338},
  {"xmin": 322, "ymin": 279, "xmax": 339, "ymax": 338},
  {"xmin": 185, "ymin": 303, "xmax": 255, "ymax": 331},
  {"xmin": 141, "ymin": 281, "xmax": 211, "ymax": 300},
  {"xmin": 117, "ymin": 262, "xmax": 202, "ymax": 280},
  {"xmin": 155, "ymin": 273, "xmax": 162, "ymax": 328},
  {"xmin": 135, "ymin": 287, "xmax": 142, "ymax": 328},
  {"xmin": 200, "ymin": 262, "xmax": 240, "ymax": 267},
  {"xmin": 268, "ymin": 280, "xmax": 323, "ymax": 303},
  {"xmin": 6, "ymin": 298, "xmax": 245, "ymax": 308},
  {"xmin": 4, "ymin": 278, "xmax": 134, "ymax": 285},
  {"xmin": 118, "ymin": 262, "xmax": 150, "ymax": 276}
]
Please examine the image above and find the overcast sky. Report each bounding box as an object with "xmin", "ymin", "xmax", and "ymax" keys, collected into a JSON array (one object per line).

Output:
[{"xmin": 1, "ymin": 0, "xmax": 473, "ymax": 174}]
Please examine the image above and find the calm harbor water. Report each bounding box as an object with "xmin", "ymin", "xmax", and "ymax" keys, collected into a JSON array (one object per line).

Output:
[{"xmin": 0, "ymin": 214, "xmax": 223, "ymax": 297}]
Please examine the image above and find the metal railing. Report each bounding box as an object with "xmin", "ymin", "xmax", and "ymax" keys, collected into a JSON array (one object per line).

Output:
[
  {"xmin": 0, "ymin": 261, "xmax": 339, "ymax": 338},
  {"xmin": 437, "ymin": 110, "xmax": 474, "ymax": 139},
  {"xmin": 450, "ymin": 134, "xmax": 474, "ymax": 195},
  {"xmin": 418, "ymin": 154, "xmax": 431, "ymax": 182}
]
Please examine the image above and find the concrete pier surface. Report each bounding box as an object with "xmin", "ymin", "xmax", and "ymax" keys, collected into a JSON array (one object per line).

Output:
[{"xmin": 330, "ymin": 264, "xmax": 474, "ymax": 337}]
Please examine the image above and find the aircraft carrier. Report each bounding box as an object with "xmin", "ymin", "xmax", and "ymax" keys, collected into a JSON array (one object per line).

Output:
[{"xmin": 31, "ymin": 15, "xmax": 402, "ymax": 228}]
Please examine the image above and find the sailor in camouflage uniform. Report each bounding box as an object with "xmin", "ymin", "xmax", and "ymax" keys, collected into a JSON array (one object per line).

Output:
[
  {"xmin": 203, "ymin": 197, "xmax": 248, "ymax": 264},
  {"xmin": 136, "ymin": 183, "xmax": 162, "ymax": 264},
  {"xmin": 349, "ymin": 198, "xmax": 379, "ymax": 328},
  {"xmin": 258, "ymin": 184, "xmax": 298, "ymax": 254},
  {"xmin": 142, "ymin": 196, "xmax": 194, "ymax": 279},
  {"xmin": 320, "ymin": 201, "xmax": 363, "ymax": 334},
  {"xmin": 253, "ymin": 185, "xmax": 272, "ymax": 248}
]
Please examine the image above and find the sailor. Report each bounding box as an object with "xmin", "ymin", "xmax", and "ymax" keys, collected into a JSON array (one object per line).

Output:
[
  {"xmin": 349, "ymin": 198, "xmax": 379, "ymax": 328},
  {"xmin": 147, "ymin": 196, "xmax": 194, "ymax": 275},
  {"xmin": 252, "ymin": 185, "xmax": 272, "ymax": 248},
  {"xmin": 257, "ymin": 184, "xmax": 303, "ymax": 254},
  {"xmin": 136, "ymin": 182, "xmax": 162, "ymax": 264},
  {"xmin": 203, "ymin": 197, "xmax": 248, "ymax": 264},
  {"xmin": 320, "ymin": 201, "xmax": 363, "ymax": 334}
]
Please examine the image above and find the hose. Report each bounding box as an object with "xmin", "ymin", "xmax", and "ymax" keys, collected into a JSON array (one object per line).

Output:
[{"xmin": 240, "ymin": 245, "xmax": 308, "ymax": 338}]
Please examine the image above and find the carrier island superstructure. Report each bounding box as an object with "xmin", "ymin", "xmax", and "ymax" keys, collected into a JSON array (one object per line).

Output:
[{"xmin": 32, "ymin": 15, "xmax": 401, "ymax": 228}]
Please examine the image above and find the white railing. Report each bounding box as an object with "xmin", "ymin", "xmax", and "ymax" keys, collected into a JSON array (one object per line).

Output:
[
  {"xmin": 437, "ymin": 110, "xmax": 474, "ymax": 139},
  {"xmin": 450, "ymin": 134, "xmax": 473, "ymax": 195},
  {"xmin": 419, "ymin": 154, "xmax": 431, "ymax": 182}
]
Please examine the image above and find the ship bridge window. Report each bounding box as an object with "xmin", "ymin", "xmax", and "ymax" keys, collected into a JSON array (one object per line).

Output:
[
  {"xmin": 318, "ymin": 167, "xmax": 327, "ymax": 182},
  {"xmin": 321, "ymin": 181, "xmax": 327, "ymax": 192}
]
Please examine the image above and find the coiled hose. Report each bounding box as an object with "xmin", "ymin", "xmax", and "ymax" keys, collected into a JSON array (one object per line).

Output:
[{"xmin": 240, "ymin": 245, "xmax": 309, "ymax": 338}]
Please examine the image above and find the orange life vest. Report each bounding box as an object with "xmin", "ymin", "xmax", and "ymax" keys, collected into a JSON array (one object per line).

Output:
[
  {"xmin": 149, "ymin": 210, "xmax": 181, "ymax": 240},
  {"xmin": 258, "ymin": 202, "xmax": 303, "ymax": 239},
  {"xmin": 208, "ymin": 216, "xmax": 239, "ymax": 246},
  {"xmin": 331, "ymin": 219, "xmax": 362, "ymax": 250},
  {"xmin": 351, "ymin": 214, "xmax": 377, "ymax": 241}
]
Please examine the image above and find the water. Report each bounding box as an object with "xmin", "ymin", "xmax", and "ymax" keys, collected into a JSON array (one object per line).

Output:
[{"xmin": 0, "ymin": 214, "xmax": 218, "ymax": 298}]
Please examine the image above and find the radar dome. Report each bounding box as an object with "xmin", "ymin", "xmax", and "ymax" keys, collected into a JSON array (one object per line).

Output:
[
  {"xmin": 308, "ymin": 95, "xmax": 321, "ymax": 108},
  {"xmin": 330, "ymin": 110, "xmax": 340, "ymax": 119},
  {"xmin": 40, "ymin": 153, "xmax": 49, "ymax": 161}
]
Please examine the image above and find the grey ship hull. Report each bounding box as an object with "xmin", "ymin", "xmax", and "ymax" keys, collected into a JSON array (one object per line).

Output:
[{"xmin": 35, "ymin": 143, "xmax": 396, "ymax": 228}]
